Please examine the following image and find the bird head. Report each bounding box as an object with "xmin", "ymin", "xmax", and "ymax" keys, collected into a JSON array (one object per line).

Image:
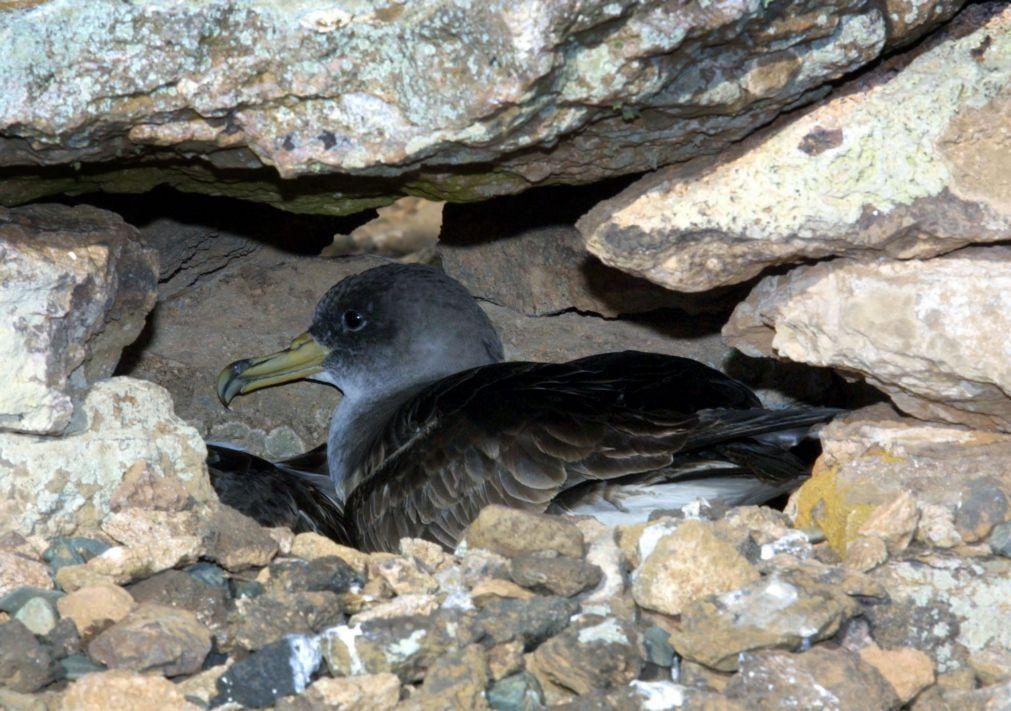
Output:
[{"xmin": 217, "ymin": 263, "xmax": 505, "ymax": 407}]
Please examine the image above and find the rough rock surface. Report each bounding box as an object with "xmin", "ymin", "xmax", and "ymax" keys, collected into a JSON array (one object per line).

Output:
[
  {"xmin": 724, "ymin": 249, "xmax": 1011, "ymax": 432},
  {"xmin": 0, "ymin": 377, "xmax": 214, "ymax": 538},
  {"xmin": 791, "ymin": 407, "xmax": 1011, "ymax": 555},
  {"xmin": 88, "ymin": 603, "xmax": 211, "ymax": 677},
  {"xmin": 0, "ymin": 0, "xmax": 962, "ymax": 212},
  {"xmin": 0, "ymin": 204, "xmax": 157, "ymax": 434},
  {"xmin": 579, "ymin": 4, "xmax": 1009, "ymax": 291},
  {"xmin": 61, "ymin": 669, "xmax": 200, "ymax": 710}
]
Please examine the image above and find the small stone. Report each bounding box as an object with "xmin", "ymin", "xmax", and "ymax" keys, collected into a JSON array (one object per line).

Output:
[
  {"xmin": 57, "ymin": 584, "xmax": 136, "ymax": 638},
  {"xmin": 529, "ymin": 617, "xmax": 642, "ymax": 695},
  {"xmin": 46, "ymin": 617, "xmax": 82, "ymax": 658},
  {"xmin": 201, "ymin": 505, "xmax": 279, "ymax": 571},
  {"xmin": 670, "ymin": 573, "xmax": 860, "ymax": 672},
  {"xmin": 405, "ymin": 644, "xmax": 489, "ymax": 709},
  {"xmin": 988, "ymin": 521, "xmax": 1011, "ymax": 558},
  {"xmin": 471, "ymin": 578, "xmax": 535, "ymax": 604},
  {"xmin": 400, "ymin": 537, "xmax": 453, "ymax": 572},
  {"xmin": 0, "ymin": 552, "xmax": 53, "ymax": 597},
  {"xmin": 87, "ymin": 603, "xmax": 211, "ymax": 677},
  {"xmin": 280, "ymin": 673, "xmax": 401, "ymax": 710},
  {"xmin": 60, "ymin": 653, "xmax": 107, "ymax": 680},
  {"xmin": 510, "ymin": 552, "xmax": 602, "ymax": 597},
  {"xmin": 369, "ymin": 554, "xmax": 439, "ymax": 595},
  {"xmin": 0, "ymin": 620, "xmax": 58, "ymax": 692},
  {"xmin": 487, "ymin": 671, "xmax": 544, "ymax": 711},
  {"xmin": 229, "ymin": 591, "xmax": 343, "ymax": 652},
  {"xmin": 101, "ymin": 508, "xmax": 201, "ymax": 548},
  {"xmin": 185, "ymin": 562, "xmax": 229, "ymax": 588},
  {"xmin": 229, "ymin": 578, "xmax": 265, "ymax": 600},
  {"xmin": 915, "ymin": 504, "xmax": 964, "ymax": 549},
  {"xmin": 54, "ymin": 565, "xmax": 117, "ymax": 593},
  {"xmin": 267, "ymin": 526, "xmax": 295, "ymax": 555},
  {"xmin": 476, "ymin": 596, "xmax": 579, "ymax": 648},
  {"xmin": 642, "ymin": 625, "xmax": 676, "ymax": 668},
  {"xmin": 264, "ymin": 556, "xmax": 363, "ymax": 595},
  {"xmin": 955, "ymin": 477, "xmax": 1009, "ymax": 543},
  {"xmin": 175, "ymin": 663, "xmax": 230, "ymax": 707},
  {"xmin": 487, "ymin": 640, "xmax": 525, "ymax": 681},
  {"xmin": 726, "ymin": 647, "xmax": 899, "ymax": 710},
  {"xmin": 574, "ymin": 517, "xmax": 623, "ymax": 603},
  {"xmin": 61, "ymin": 669, "xmax": 199, "ymax": 710},
  {"xmin": 350, "ymin": 594, "xmax": 439, "ymax": 625},
  {"xmin": 84, "ymin": 538, "xmax": 203, "ymax": 585},
  {"xmin": 0, "ymin": 586, "xmax": 63, "ymax": 614},
  {"xmin": 290, "ymin": 532, "xmax": 368, "ymax": 573},
  {"xmin": 463, "ymin": 505, "xmax": 585, "ymax": 559},
  {"xmin": 42, "ymin": 537, "xmax": 110, "ymax": 573},
  {"xmin": 969, "ymin": 646, "xmax": 1011, "ymax": 686},
  {"xmin": 214, "ymin": 634, "xmax": 322, "ymax": 708},
  {"xmin": 844, "ymin": 535, "xmax": 889, "ymax": 572},
  {"xmin": 858, "ymin": 491, "xmax": 920, "ymax": 555},
  {"xmin": 14, "ymin": 596, "xmax": 58, "ymax": 636},
  {"xmin": 632, "ymin": 520, "xmax": 759, "ymax": 616},
  {"xmin": 127, "ymin": 569, "xmax": 231, "ymax": 635},
  {"xmin": 859, "ymin": 645, "xmax": 935, "ymax": 703}
]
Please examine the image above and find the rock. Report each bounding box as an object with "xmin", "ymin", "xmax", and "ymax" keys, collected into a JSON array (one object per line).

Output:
[
  {"xmin": 42, "ymin": 537, "xmax": 110, "ymax": 574},
  {"xmin": 0, "ymin": 0, "xmax": 959, "ymax": 210},
  {"xmin": 0, "ymin": 554, "xmax": 53, "ymax": 597},
  {"xmin": 0, "ymin": 620, "xmax": 59, "ymax": 693},
  {"xmin": 263, "ymin": 556, "xmax": 363, "ymax": 596},
  {"xmin": 487, "ymin": 640, "xmax": 525, "ymax": 681},
  {"xmin": 528, "ymin": 617, "xmax": 642, "ymax": 696},
  {"xmin": 790, "ymin": 409, "xmax": 1011, "ymax": 555},
  {"xmin": 62, "ymin": 669, "xmax": 200, "ymax": 710},
  {"xmin": 969, "ymin": 646, "xmax": 1011, "ymax": 685},
  {"xmin": 175, "ymin": 663, "xmax": 231, "ymax": 707},
  {"xmin": 100, "ymin": 510, "xmax": 201, "ymax": 549},
  {"xmin": 859, "ymin": 645, "xmax": 936, "ymax": 703},
  {"xmin": 487, "ymin": 672, "xmax": 544, "ymax": 711},
  {"xmin": 75, "ymin": 538, "xmax": 203, "ymax": 587},
  {"xmin": 278, "ymin": 673, "xmax": 401, "ymax": 711},
  {"xmin": 291, "ymin": 532, "xmax": 369, "ymax": 574},
  {"xmin": 857, "ymin": 491, "xmax": 920, "ymax": 555},
  {"xmin": 87, "ymin": 603, "xmax": 211, "ymax": 677},
  {"xmin": 201, "ymin": 505, "xmax": 279, "ymax": 572},
  {"xmin": 470, "ymin": 579, "xmax": 536, "ymax": 605},
  {"xmin": 955, "ymin": 477, "xmax": 1010, "ymax": 542},
  {"xmin": 404, "ymin": 644, "xmax": 490, "ymax": 710},
  {"xmin": 725, "ymin": 647, "xmax": 900, "ymax": 710},
  {"xmin": 326, "ymin": 197, "xmax": 442, "ymax": 257},
  {"xmin": 228, "ymin": 591, "xmax": 343, "ymax": 653},
  {"xmin": 398, "ymin": 538, "xmax": 453, "ymax": 574},
  {"xmin": 726, "ymin": 249, "xmax": 1011, "ymax": 432},
  {"xmin": 14, "ymin": 597, "xmax": 58, "ymax": 636},
  {"xmin": 581, "ymin": 5, "xmax": 1010, "ymax": 293},
  {"xmin": 46, "ymin": 617, "xmax": 83, "ymax": 659},
  {"xmin": 127, "ymin": 570, "xmax": 231, "ymax": 635},
  {"xmin": 670, "ymin": 573, "xmax": 860, "ymax": 672},
  {"xmin": 59, "ymin": 654, "xmax": 107, "ymax": 682},
  {"xmin": 918, "ymin": 504, "xmax": 965, "ymax": 550},
  {"xmin": 369, "ymin": 555, "xmax": 439, "ymax": 596},
  {"xmin": 632, "ymin": 520, "xmax": 759, "ymax": 616},
  {"xmin": 350, "ymin": 595, "xmax": 440, "ymax": 626},
  {"xmin": 475, "ymin": 597, "xmax": 580, "ymax": 649},
  {"xmin": 870, "ymin": 553, "xmax": 1011, "ymax": 672},
  {"xmin": 0, "ymin": 377, "xmax": 214, "ymax": 538},
  {"xmin": 843, "ymin": 535, "xmax": 889, "ymax": 572},
  {"xmin": 54, "ymin": 566, "xmax": 118, "ymax": 593},
  {"xmin": 990, "ymin": 522, "xmax": 1011, "ymax": 557},
  {"xmin": 0, "ymin": 204, "xmax": 156, "ymax": 435},
  {"xmin": 214, "ymin": 634, "xmax": 321, "ymax": 709},
  {"xmin": 463, "ymin": 506, "xmax": 585, "ymax": 559},
  {"xmin": 509, "ymin": 553, "xmax": 602, "ymax": 597}
]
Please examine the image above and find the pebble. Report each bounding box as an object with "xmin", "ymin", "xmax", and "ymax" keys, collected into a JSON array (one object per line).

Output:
[
  {"xmin": 128, "ymin": 568, "xmax": 231, "ymax": 634},
  {"xmin": 290, "ymin": 532, "xmax": 368, "ymax": 573},
  {"xmin": 265, "ymin": 556, "xmax": 363, "ymax": 595},
  {"xmin": 87, "ymin": 603, "xmax": 211, "ymax": 676},
  {"xmin": 0, "ymin": 620, "xmax": 58, "ymax": 693},
  {"xmin": 349, "ymin": 593, "xmax": 439, "ymax": 624},
  {"xmin": 101, "ymin": 508, "xmax": 201, "ymax": 547},
  {"xmin": 214, "ymin": 634, "xmax": 321, "ymax": 708},
  {"xmin": 953, "ymin": 476, "xmax": 1009, "ymax": 542},
  {"xmin": 14, "ymin": 596, "xmax": 58, "ymax": 636},
  {"xmin": 509, "ymin": 552, "xmax": 602, "ymax": 597},
  {"xmin": 405, "ymin": 644, "xmax": 490, "ymax": 709},
  {"xmin": 487, "ymin": 671, "xmax": 544, "ymax": 711},
  {"xmin": 476, "ymin": 596, "xmax": 579, "ymax": 647},
  {"xmin": 185, "ymin": 562, "xmax": 230, "ymax": 588},
  {"xmin": 0, "ymin": 552, "xmax": 53, "ymax": 597},
  {"xmin": 858, "ymin": 645, "xmax": 935, "ymax": 703},
  {"xmin": 988, "ymin": 521, "xmax": 1011, "ymax": 557},
  {"xmin": 857, "ymin": 491, "xmax": 920, "ymax": 555},
  {"xmin": 42, "ymin": 537, "xmax": 110, "ymax": 573},
  {"xmin": 528, "ymin": 616, "xmax": 642, "ymax": 695},
  {"xmin": 229, "ymin": 590, "xmax": 343, "ymax": 652},
  {"xmin": 844, "ymin": 535, "xmax": 889, "ymax": 572},
  {"xmin": 57, "ymin": 584, "xmax": 136, "ymax": 638},
  {"xmin": 201, "ymin": 505, "xmax": 279, "ymax": 571},
  {"xmin": 632, "ymin": 520, "xmax": 759, "ymax": 616},
  {"xmin": 278, "ymin": 673, "xmax": 401, "ymax": 710},
  {"xmin": 0, "ymin": 586, "xmax": 63, "ymax": 615},
  {"xmin": 725, "ymin": 647, "xmax": 899, "ymax": 710},
  {"xmin": 369, "ymin": 553, "xmax": 439, "ymax": 595},
  {"xmin": 463, "ymin": 505, "xmax": 585, "ymax": 558},
  {"xmin": 83, "ymin": 538, "xmax": 203, "ymax": 585},
  {"xmin": 59, "ymin": 653, "xmax": 108, "ymax": 680},
  {"xmin": 61, "ymin": 669, "xmax": 200, "ymax": 710}
]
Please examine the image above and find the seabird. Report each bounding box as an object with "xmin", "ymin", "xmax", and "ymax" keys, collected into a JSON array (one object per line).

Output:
[{"xmin": 212, "ymin": 263, "xmax": 839, "ymax": 552}]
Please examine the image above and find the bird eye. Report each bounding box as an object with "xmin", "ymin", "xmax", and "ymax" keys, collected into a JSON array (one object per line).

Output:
[{"xmin": 342, "ymin": 310, "xmax": 366, "ymax": 331}]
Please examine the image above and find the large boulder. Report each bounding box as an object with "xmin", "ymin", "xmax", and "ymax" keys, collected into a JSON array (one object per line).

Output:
[
  {"xmin": 579, "ymin": 4, "xmax": 1009, "ymax": 292},
  {"xmin": 0, "ymin": 377, "xmax": 215, "ymax": 538},
  {"xmin": 723, "ymin": 248, "xmax": 1011, "ymax": 432},
  {"xmin": 0, "ymin": 0, "xmax": 963, "ymax": 213},
  {"xmin": 0, "ymin": 204, "xmax": 157, "ymax": 434}
]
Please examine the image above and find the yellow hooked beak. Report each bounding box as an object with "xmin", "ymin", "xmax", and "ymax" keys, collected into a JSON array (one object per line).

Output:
[{"xmin": 216, "ymin": 331, "xmax": 331, "ymax": 407}]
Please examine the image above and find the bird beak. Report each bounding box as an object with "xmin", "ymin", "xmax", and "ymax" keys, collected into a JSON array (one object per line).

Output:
[{"xmin": 216, "ymin": 331, "xmax": 330, "ymax": 407}]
